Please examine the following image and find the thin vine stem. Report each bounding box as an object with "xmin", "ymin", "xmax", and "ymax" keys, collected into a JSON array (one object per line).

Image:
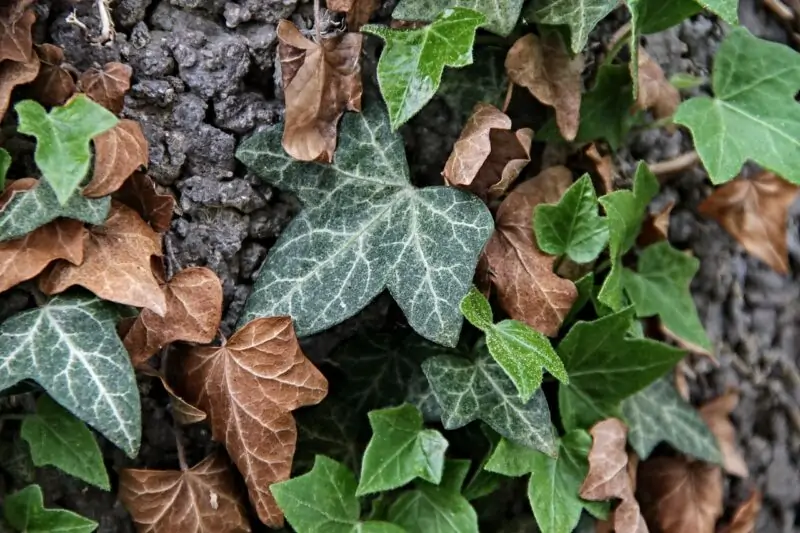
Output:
[{"xmin": 314, "ymin": 0, "xmax": 322, "ymax": 43}]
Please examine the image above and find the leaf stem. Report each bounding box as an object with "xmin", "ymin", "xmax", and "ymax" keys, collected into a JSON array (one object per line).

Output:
[
  {"xmin": 603, "ymin": 26, "xmax": 631, "ymax": 68},
  {"xmin": 314, "ymin": 0, "xmax": 322, "ymax": 43},
  {"xmin": 553, "ymin": 255, "xmax": 565, "ymax": 274},
  {"xmin": 174, "ymin": 425, "xmax": 188, "ymax": 471},
  {"xmin": 501, "ymin": 82, "xmax": 513, "ymax": 113},
  {"xmin": 0, "ymin": 413, "xmax": 26, "ymax": 422},
  {"xmin": 594, "ymin": 258, "xmax": 612, "ymax": 274}
]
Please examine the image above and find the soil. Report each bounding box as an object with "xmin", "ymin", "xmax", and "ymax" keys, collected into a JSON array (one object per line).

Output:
[{"xmin": 1, "ymin": 0, "xmax": 799, "ymax": 532}]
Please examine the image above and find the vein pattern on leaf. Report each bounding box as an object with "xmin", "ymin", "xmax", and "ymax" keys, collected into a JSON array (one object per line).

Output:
[
  {"xmin": 527, "ymin": 0, "xmax": 617, "ymax": 53},
  {"xmin": 4, "ymin": 484, "xmax": 97, "ymax": 533},
  {"xmin": 392, "ymin": 0, "xmax": 524, "ymax": 36}
]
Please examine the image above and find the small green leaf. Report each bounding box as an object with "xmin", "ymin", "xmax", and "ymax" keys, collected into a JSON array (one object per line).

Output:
[
  {"xmin": 557, "ymin": 307, "xmax": 685, "ymax": 430},
  {"xmin": 357, "ymin": 404, "xmax": 448, "ymax": 496},
  {"xmin": 622, "ymin": 241, "xmax": 711, "ymax": 352},
  {"xmin": 21, "ymin": 395, "xmax": 110, "ymax": 490},
  {"xmin": 0, "ymin": 148, "xmax": 10, "ymax": 191},
  {"xmin": 670, "ymin": 72, "xmax": 706, "ymax": 90},
  {"xmin": 526, "ymin": 0, "xmax": 617, "ymax": 53},
  {"xmin": 0, "ymin": 294, "xmax": 141, "ymax": 457},
  {"xmin": 3, "ymin": 485, "xmax": 97, "ymax": 533},
  {"xmin": 675, "ymin": 28, "xmax": 800, "ymax": 183},
  {"xmin": 15, "ymin": 96, "xmax": 118, "ymax": 204},
  {"xmin": 422, "ymin": 349, "xmax": 558, "ymax": 455},
  {"xmin": 534, "ymin": 175, "xmax": 609, "ymax": 263},
  {"xmin": 438, "ymin": 47, "xmax": 508, "ymax": 125},
  {"xmin": 565, "ymin": 272, "xmax": 594, "ymax": 325},
  {"xmin": 622, "ymin": 378, "xmax": 721, "ymax": 462},
  {"xmin": 363, "ymin": 8, "xmax": 486, "ymax": 129},
  {"xmin": 697, "ymin": 0, "xmax": 739, "ymax": 24},
  {"xmin": 272, "ymin": 456, "xmax": 405, "ymax": 533},
  {"xmin": 393, "ymin": 0, "xmax": 523, "ymax": 36},
  {"xmin": 0, "ymin": 180, "xmax": 110, "ymax": 242},
  {"xmin": 627, "ymin": 0, "xmax": 701, "ymax": 34},
  {"xmin": 460, "ymin": 287, "xmax": 494, "ymax": 331}
]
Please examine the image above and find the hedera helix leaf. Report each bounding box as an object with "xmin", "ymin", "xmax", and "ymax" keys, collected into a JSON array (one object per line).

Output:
[
  {"xmin": 526, "ymin": 0, "xmax": 617, "ymax": 53},
  {"xmin": 675, "ymin": 28, "xmax": 800, "ymax": 184},
  {"xmin": 15, "ymin": 95, "xmax": 118, "ymax": 204},
  {"xmin": 438, "ymin": 47, "xmax": 508, "ymax": 125},
  {"xmin": 460, "ymin": 288, "xmax": 568, "ymax": 402},
  {"xmin": 21, "ymin": 395, "xmax": 110, "ymax": 490},
  {"xmin": 236, "ymin": 99, "xmax": 493, "ymax": 346},
  {"xmin": 3, "ymin": 485, "xmax": 98, "ymax": 533},
  {"xmin": 0, "ymin": 148, "xmax": 10, "ymax": 191},
  {"xmin": 357, "ymin": 404, "xmax": 448, "ymax": 496},
  {"xmin": 392, "ymin": 0, "xmax": 524, "ymax": 36},
  {"xmin": 362, "ymin": 8, "xmax": 486, "ymax": 129},
  {"xmin": 0, "ymin": 293, "xmax": 141, "ymax": 457},
  {"xmin": 622, "ymin": 378, "xmax": 721, "ymax": 463}
]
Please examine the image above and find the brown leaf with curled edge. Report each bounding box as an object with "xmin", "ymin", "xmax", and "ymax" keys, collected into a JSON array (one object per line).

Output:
[
  {"xmin": 484, "ymin": 166, "xmax": 578, "ymax": 336},
  {"xmin": 699, "ymin": 391, "xmax": 748, "ymax": 478},
  {"xmin": 596, "ymin": 451, "xmax": 640, "ymax": 533},
  {"xmin": 39, "ymin": 201, "xmax": 167, "ymax": 315},
  {"xmin": 0, "ymin": 176, "xmax": 35, "ymax": 209},
  {"xmin": 636, "ymin": 456, "xmax": 722, "ymax": 533},
  {"xmin": 699, "ymin": 171, "xmax": 799, "ymax": 274},
  {"xmin": 580, "ymin": 419, "xmax": 648, "ymax": 533},
  {"xmin": 585, "ymin": 143, "xmax": 615, "ymax": 194},
  {"xmin": 278, "ymin": 20, "xmax": 362, "ymax": 163},
  {"xmin": 443, "ymin": 103, "xmax": 533, "ymax": 201},
  {"xmin": 327, "ymin": 0, "xmax": 379, "ymax": 30},
  {"xmin": 79, "ymin": 62, "xmax": 132, "ymax": 114},
  {"xmin": 506, "ymin": 31, "xmax": 583, "ymax": 141},
  {"xmin": 138, "ymin": 366, "xmax": 206, "ymax": 425},
  {"xmin": 113, "ymin": 173, "xmax": 175, "ymax": 233},
  {"xmin": 0, "ymin": 6, "xmax": 34, "ymax": 64},
  {"xmin": 124, "ymin": 267, "xmax": 223, "ymax": 367},
  {"xmin": 84, "ymin": 120, "xmax": 148, "ymax": 198},
  {"xmin": 719, "ymin": 491, "xmax": 762, "ymax": 533},
  {"xmin": 178, "ymin": 317, "xmax": 328, "ymax": 527},
  {"xmin": 29, "ymin": 44, "xmax": 75, "ymax": 106},
  {"xmin": 638, "ymin": 200, "xmax": 675, "ymax": 246},
  {"xmin": 119, "ymin": 453, "xmax": 251, "ymax": 533},
  {"xmin": 636, "ymin": 47, "xmax": 680, "ymax": 121},
  {"xmin": 0, "ymin": 219, "xmax": 86, "ymax": 293},
  {"xmin": 0, "ymin": 46, "xmax": 39, "ymax": 120}
]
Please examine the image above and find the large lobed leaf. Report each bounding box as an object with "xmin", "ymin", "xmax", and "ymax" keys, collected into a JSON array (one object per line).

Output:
[{"xmin": 236, "ymin": 100, "xmax": 493, "ymax": 347}]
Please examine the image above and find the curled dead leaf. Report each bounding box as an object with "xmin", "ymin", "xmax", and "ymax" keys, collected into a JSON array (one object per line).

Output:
[
  {"xmin": 113, "ymin": 173, "xmax": 175, "ymax": 233},
  {"xmin": 636, "ymin": 47, "xmax": 680, "ymax": 120},
  {"xmin": 0, "ymin": 6, "xmax": 34, "ymax": 64},
  {"xmin": 119, "ymin": 453, "xmax": 251, "ymax": 533},
  {"xmin": 138, "ymin": 366, "xmax": 206, "ymax": 425},
  {"xmin": 585, "ymin": 143, "xmax": 615, "ymax": 194},
  {"xmin": 79, "ymin": 62, "xmax": 132, "ymax": 114},
  {"xmin": 505, "ymin": 32, "xmax": 583, "ymax": 141},
  {"xmin": 699, "ymin": 171, "xmax": 799, "ymax": 274},
  {"xmin": 638, "ymin": 199, "xmax": 675, "ymax": 246},
  {"xmin": 178, "ymin": 317, "xmax": 329, "ymax": 527},
  {"xmin": 0, "ymin": 45, "xmax": 39, "ymax": 120},
  {"xmin": 443, "ymin": 103, "xmax": 532, "ymax": 200},
  {"xmin": 84, "ymin": 119, "xmax": 149, "ymax": 198},
  {"xmin": 719, "ymin": 490, "xmax": 762, "ymax": 533},
  {"xmin": 327, "ymin": 0, "xmax": 379, "ymax": 30},
  {"xmin": 484, "ymin": 166, "xmax": 578, "ymax": 336},
  {"xmin": 0, "ymin": 176, "xmax": 35, "ymax": 209},
  {"xmin": 699, "ymin": 390, "xmax": 748, "ymax": 478},
  {"xmin": 39, "ymin": 201, "xmax": 167, "ymax": 315},
  {"xmin": 29, "ymin": 43, "xmax": 76, "ymax": 106},
  {"xmin": 278, "ymin": 20, "xmax": 362, "ymax": 162}
]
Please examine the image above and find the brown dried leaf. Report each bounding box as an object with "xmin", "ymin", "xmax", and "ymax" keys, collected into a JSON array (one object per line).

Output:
[
  {"xmin": 505, "ymin": 32, "xmax": 583, "ymax": 141},
  {"xmin": 39, "ymin": 201, "xmax": 167, "ymax": 315},
  {"xmin": 138, "ymin": 366, "xmax": 207, "ymax": 425},
  {"xmin": 443, "ymin": 103, "xmax": 532, "ymax": 200},
  {"xmin": 119, "ymin": 453, "xmax": 251, "ymax": 533},
  {"xmin": 585, "ymin": 143, "xmax": 616, "ymax": 194},
  {"xmin": 0, "ymin": 47, "xmax": 39, "ymax": 120},
  {"xmin": 179, "ymin": 318, "xmax": 328, "ymax": 527},
  {"xmin": 327, "ymin": 0, "xmax": 379, "ymax": 30},
  {"xmin": 29, "ymin": 43, "xmax": 76, "ymax": 106},
  {"xmin": 580, "ymin": 419, "xmax": 648, "ymax": 533},
  {"xmin": 699, "ymin": 391, "xmax": 749, "ymax": 478},
  {"xmin": 636, "ymin": 47, "xmax": 680, "ymax": 120},
  {"xmin": 719, "ymin": 491, "xmax": 762, "ymax": 533},
  {"xmin": 113, "ymin": 173, "xmax": 175, "ymax": 233},
  {"xmin": 699, "ymin": 171, "xmax": 799, "ymax": 274},
  {"xmin": 79, "ymin": 62, "xmax": 132, "ymax": 114},
  {"xmin": 84, "ymin": 119, "xmax": 148, "ymax": 198},
  {"xmin": 638, "ymin": 199, "xmax": 675, "ymax": 246},
  {"xmin": 0, "ymin": 176, "xmax": 35, "ymax": 209},
  {"xmin": 278, "ymin": 20, "xmax": 362, "ymax": 163},
  {"xmin": 124, "ymin": 267, "xmax": 223, "ymax": 367},
  {"xmin": 0, "ymin": 219, "xmax": 85, "ymax": 293},
  {"xmin": 0, "ymin": 7, "xmax": 34, "ymax": 64},
  {"xmin": 595, "ymin": 451, "xmax": 640, "ymax": 533},
  {"xmin": 484, "ymin": 166, "xmax": 578, "ymax": 336},
  {"xmin": 637, "ymin": 456, "xmax": 723, "ymax": 533}
]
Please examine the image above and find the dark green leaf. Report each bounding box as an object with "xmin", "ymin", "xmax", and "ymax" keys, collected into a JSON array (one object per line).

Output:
[
  {"xmin": 438, "ymin": 47, "xmax": 508, "ymax": 125},
  {"xmin": 3, "ymin": 485, "xmax": 97, "ymax": 533},
  {"xmin": 526, "ymin": 0, "xmax": 617, "ymax": 53},
  {"xmin": 294, "ymin": 398, "xmax": 363, "ymax": 475},
  {"xmin": 0, "ymin": 438, "xmax": 35, "ymax": 486},
  {"xmin": 0, "ymin": 148, "xmax": 10, "ymax": 191},
  {"xmin": 628, "ymin": 0, "xmax": 701, "ymax": 34},
  {"xmin": 564, "ymin": 272, "xmax": 594, "ymax": 325},
  {"xmin": 392, "ymin": 0, "xmax": 523, "ymax": 36}
]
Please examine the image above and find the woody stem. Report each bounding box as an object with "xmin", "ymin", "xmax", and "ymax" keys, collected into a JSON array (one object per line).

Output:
[{"xmin": 314, "ymin": 0, "xmax": 322, "ymax": 43}]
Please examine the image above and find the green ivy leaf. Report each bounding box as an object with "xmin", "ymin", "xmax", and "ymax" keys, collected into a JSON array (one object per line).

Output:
[
  {"xmin": 459, "ymin": 287, "xmax": 494, "ymax": 330},
  {"xmin": 675, "ymin": 28, "xmax": 800, "ymax": 184},
  {"xmin": 565, "ymin": 272, "xmax": 594, "ymax": 325},
  {"xmin": 622, "ymin": 378, "xmax": 721, "ymax": 462},
  {"xmin": 0, "ymin": 180, "xmax": 110, "ymax": 242},
  {"xmin": 422, "ymin": 348, "xmax": 558, "ymax": 455},
  {"xmin": 557, "ymin": 307, "xmax": 685, "ymax": 430},
  {"xmin": 362, "ymin": 8, "xmax": 486, "ymax": 129},
  {"xmin": 236, "ymin": 100, "xmax": 493, "ymax": 346},
  {"xmin": 272, "ymin": 456, "xmax": 405, "ymax": 533},
  {"xmin": 697, "ymin": 0, "xmax": 739, "ymax": 24},
  {"xmin": 15, "ymin": 96, "xmax": 118, "ymax": 205},
  {"xmin": 21, "ymin": 395, "xmax": 110, "ymax": 490},
  {"xmin": 438, "ymin": 47, "xmax": 508, "ymax": 125},
  {"xmin": 393, "ymin": 0, "xmax": 523, "ymax": 36},
  {"xmin": 3, "ymin": 485, "xmax": 97, "ymax": 533},
  {"xmin": 534, "ymin": 175, "xmax": 609, "ymax": 263},
  {"xmin": 0, "ymin": 438, "xmax": 35, "ymax": 486},
  {"xmin": 622, "ymin": 241, "xmax": 711, "ymax": 352},
  {"xmin": 0, "ymin": 148, "xmax": 10, "ymax": 191},
  {"xmin": 0, "ymin": 294, "xmax": 141, "ymax": 457},
  {"xmin": 294, "ymin": 398, "xmax": 363, "ymax": 475},
  {"xmin": 627, "ymin": 0, "xmax": 701, "ymax": 34},
  {"xmin": 357, "ymin": 404, "xmax": 448, "ymax": 495},
  {"xmin": 597, "ymin": 162, "xmax": 659, "ymax": 310},
  {"xmin": 526, "ymin": 0, "xmax": 617, "ymax": 53}
]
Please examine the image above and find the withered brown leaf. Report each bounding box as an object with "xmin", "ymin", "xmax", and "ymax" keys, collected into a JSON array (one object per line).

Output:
[
  {"xmin": 327, "ymin": 0, "xmax": 379, "ymax": 30},
  {"xmin": 699, "ymin": 391, "xmax": 748, "ymax": 478},
  {"xmin": 119, "ymin": 453, "xmax": 251, "ymax": 533},
  {"xmin": 636, "ymin": 47, "xmax": 680, "ymax": 121},
  {"xmin": 580, "ymin": 419, "xmax": 648, "ymax": 533},
  {"xmin": 178, "ymin": 317, "xmax": 329, "ymax": 527},
  {"xmin": 29, "ymin": 43, "xmax": 76, "ymax": 106},
  {"xmin": 39, "ymin": 201, "xmax": 167, "ymax": 315},
  {"xmin": 0, "ymin": 219, "xmax": 85, "ymax": 293},
  {"xmin": 585, "ymin": 143, "xmax": 615, "ymax": 194},
  {"xmin": 138, "ymin": 366, "xmax": 206, "ymax": 426},
  {"xmin": 113, "ymin": 173, "xmax": 175, "ymax": 233},
  {"xmin": 79, "ymin": 62, "xmax": 132, "ymax": 114},
  {"xmin": 124, "ymin": 266, "xmax": 223, "ymax": 367},
  {"xmin": 505, "ymin": 32, "xmax": 583, "ymax": 141},
  {"xmin": 0, "ymin": 46, "xmax": 39, "ymax": 120},
  {"xmin": 484, "ymin": 166, "xmax": 578, "ymax": 336},
  {"xmin": 278, "ymin": 19, "xmax": 362, "ymax": 163},
  {"xmin": 719, "ymin": 491, "xmax": 762, "ymax": 533},
  {"xmin": 84, "ymin": 119, "xmax": 149, "ymax": 198},
  {"xmin": 638, "ymin": 199, "xmax": 675, "ymax": 246},
  {"xmin": 0, "ymin": 6, "xmax": 34, "ymax": 64},
  {"xmin": 636, "ymin": 456, "xmax": 722, "ymax": 533},
  {"xmin": 699, "ymin": 171, "xmax": 799, "ymax": 274},
  {"xmin": 443, "ymin": 103, "xmax": 533, "ymax": 200}
]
